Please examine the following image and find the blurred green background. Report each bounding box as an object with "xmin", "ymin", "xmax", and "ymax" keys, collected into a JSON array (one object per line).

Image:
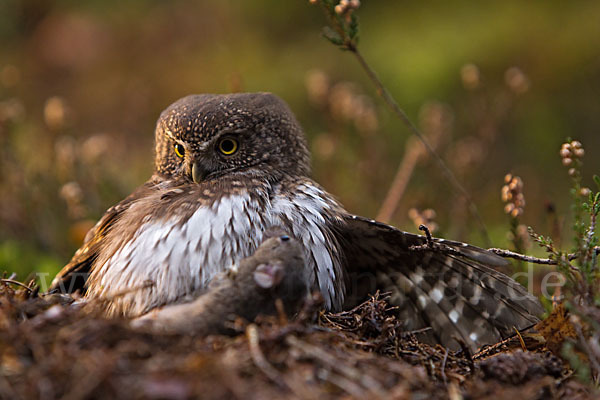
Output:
[{"xmin": 1, "ymin": 0, "xmax": 599, "ymax": 280}]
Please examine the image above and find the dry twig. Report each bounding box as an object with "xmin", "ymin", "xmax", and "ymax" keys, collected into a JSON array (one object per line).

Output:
[{"xmin": 0, "ymin": 279, "xmax": 34, "ymax": 292}]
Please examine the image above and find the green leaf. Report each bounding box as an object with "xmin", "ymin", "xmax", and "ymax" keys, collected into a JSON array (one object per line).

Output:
[
  {"xmin": 349, "ymin": 13, "xmax": 359, "ymax": 41},
  {"xmin": 594, "ymin": 174, "xmax": 600, "ymax": 190},
  {"xmin": 322, "ymin": 26, "xmax": 343, "ymax": 46}
]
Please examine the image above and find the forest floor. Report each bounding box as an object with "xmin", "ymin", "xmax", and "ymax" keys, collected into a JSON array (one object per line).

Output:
[{"xmin": 0, "ymin": 282, "xmax": 594, "ymax": 400}]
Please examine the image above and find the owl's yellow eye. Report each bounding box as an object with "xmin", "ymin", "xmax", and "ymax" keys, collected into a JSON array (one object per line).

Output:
[
  {"xmin": 174, "ymin": 143, "xmax": 185, "ymax": 158},
  {"xmin": 218, "ymin": 138, "xmax": 238, "ymax": 155}
]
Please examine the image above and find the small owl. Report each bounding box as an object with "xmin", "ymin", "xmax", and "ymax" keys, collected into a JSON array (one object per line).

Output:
[{"xmin": 51, "ymin": 93, "xmax": 542, "ymax": 350}]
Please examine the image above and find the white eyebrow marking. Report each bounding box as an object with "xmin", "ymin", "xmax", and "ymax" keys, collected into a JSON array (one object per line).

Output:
[
  {"xmin": 164, "ymin": 126, "xmax": 210, "ymax": 152},
  {"xmin": 163, "ymin": 126, "xmax": 177, "ymax": 141},
  {"xmin": 197, "ymin": 142, "xmax": 211, "ymax": 151}
]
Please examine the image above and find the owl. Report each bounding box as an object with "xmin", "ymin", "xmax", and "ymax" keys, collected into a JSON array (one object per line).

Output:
[{"xmin": 51, "ymin": 93, "xmax": 542, "ymax": 350}]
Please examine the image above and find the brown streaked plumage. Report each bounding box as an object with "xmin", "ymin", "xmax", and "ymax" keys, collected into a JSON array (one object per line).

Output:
[{"xmin": 51, "ymin": 92, "xmax": 543, "ymax": 351}]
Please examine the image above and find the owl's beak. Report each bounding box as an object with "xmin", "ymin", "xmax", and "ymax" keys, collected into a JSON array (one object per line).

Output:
[{"xmin": 191, "ymin": 162, "xmax": 209, "ymax": 183}]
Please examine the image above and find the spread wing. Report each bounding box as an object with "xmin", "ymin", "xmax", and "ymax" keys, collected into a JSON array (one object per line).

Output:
[
  {"xmin": 49, "ymin": 182, "xmax": 158, "ymax": 294},
  {"xmin": 337, "ymin": 215, "xmax": 543, "ymax": 351}
]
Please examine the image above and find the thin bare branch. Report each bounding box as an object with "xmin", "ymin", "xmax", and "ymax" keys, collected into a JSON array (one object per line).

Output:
[
  {"xmin": 441, "ymin": 348, "xmax": 448, "ymax": 386},
  {"xmin": 486, "ymin": 248, "xmax": 578, "ymax": 265},
  {"xmin": 350, "ymin": 48, "xmax": 491, "ymax": 246},
  {"xmin": 312, "ymin": 1, "xmax": 491, "ymax": 244},
  {"xmin": 1, "ymin": 279, "xmax": 34, "ymax": 292},
  {"xmin": 419, "ymin": 224, "xmax": 434, "ymax": 248},
  {"xmin": 246, "ymin": 324, "xmax": 288, "ymax": 389}
]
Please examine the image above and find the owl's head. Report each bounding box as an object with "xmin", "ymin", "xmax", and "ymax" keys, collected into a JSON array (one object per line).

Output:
[{"xmin": 154, "ymin": 93, "xmax": 311, "ymax": 183}]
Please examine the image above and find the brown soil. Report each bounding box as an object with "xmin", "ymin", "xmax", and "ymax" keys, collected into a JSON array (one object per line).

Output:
[{"xmin": 0, "ymin": 282, "xmax": 593, "ymax": 400}]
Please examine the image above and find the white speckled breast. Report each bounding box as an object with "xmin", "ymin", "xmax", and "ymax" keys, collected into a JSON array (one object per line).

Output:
[{"xmin": 86, "ymin": 181, "xmax": 345, "ymax": 317}]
